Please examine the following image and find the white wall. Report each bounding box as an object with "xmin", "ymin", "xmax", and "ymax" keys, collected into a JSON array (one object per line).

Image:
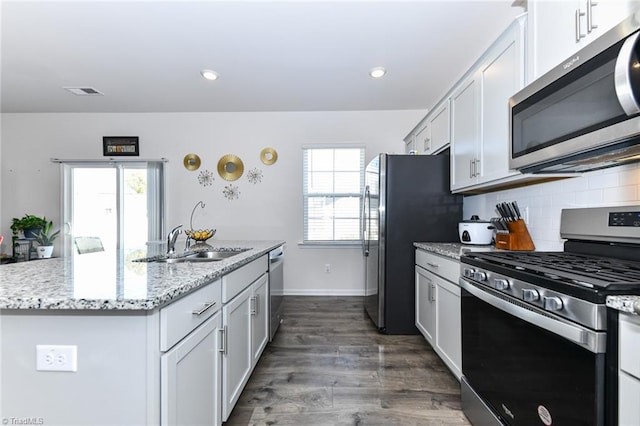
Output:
[
  {"xmin": 463, "ymin": 164, "xmax": 640, "ymax": 251},
  {"xmin": 0, "ymin": 110, "xmax": 424, "ymax": 295}
]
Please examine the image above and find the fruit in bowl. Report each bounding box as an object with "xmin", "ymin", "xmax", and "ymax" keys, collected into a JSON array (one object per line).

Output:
[{"xmin": 185, "ymin": 229, "xmax": 216, "ymax": 241}]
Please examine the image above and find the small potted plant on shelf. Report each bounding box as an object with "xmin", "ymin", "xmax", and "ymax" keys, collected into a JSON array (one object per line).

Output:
[
  {"xmin": 10, "ymin": 214, "xmax": 49, "ymax": 239},
  {"xmin": 33, "ymin": 221, "xmax": 60, "ymax": 259}
]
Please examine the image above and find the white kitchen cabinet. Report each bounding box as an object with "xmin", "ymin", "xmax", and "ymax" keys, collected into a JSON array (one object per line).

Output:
[
  {"xmin": 528, "ymin": 0, "xmax": 640, "ymax": 81},
  {"xmin": 435, "ymin": 276, "xmax": 461, "ymax": 380},
  {"xmin": 404, "ymin": 134, "xmax": 416, "ymax": 154},
  {"xmin": 415, "ymin": 265, "xmax": 437, "ymax": 344},
  {"xmin": 221, "ymin": 255, "xmax": 269, "ymax": 421},
  {"xmin": 619, "ymin": 312, "xmax": 640, "ymax": 424},
  {"xmin": 404, "ymin": 99, "xmax": 451, "ymax": 156},
  {"xmin": 160, "ymin": 278, "xmax": 223, "ymax": 426},
  {"xmin": 251, "ymin": 273, "xmax": 269, "ymax": 365},
  {"xmin": 427, "ymin": 99, "xmax": 451, "ymax": 154},
  {"xmin": 415, "ymin": 249, "xmax": 462, "ymax": 380},
  {"xmin": 161, "ymin": 312, "xmax": 222, "ymax": 426},
  {"xmin": 450, "ymin": 74, "xmax": 480, "ymax": 190},
  {"xmin": 222, "ymin": 285, "xmax": 253, "ymax": 421},
  {"xmin": 451, "ymin": 15, "xmax": 526, "ymax": 192}
]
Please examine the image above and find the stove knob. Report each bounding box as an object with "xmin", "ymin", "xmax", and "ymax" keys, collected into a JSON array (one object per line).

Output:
[
  {"xmin": 543, "ymin": 296, "xmax": 563, "ymax": 311},
  {"xmin": 522, "ymin": 289, "xmax": 539, "ymax": 302},
  {"xmin": 473, "ymin": 271, "xmax": 487, "ymax": 281},
  {"xmin": 494, "ymin": 279, "xmax": 510, "ymax": 290},
  {"xmin": 463, "ymin": 268, "xmax": 475, "ymax": 278}
]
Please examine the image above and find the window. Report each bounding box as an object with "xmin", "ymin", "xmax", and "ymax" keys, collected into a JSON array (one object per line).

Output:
[
  {"xmin": 60, "ymin": 160, "xmax": 165, "ymax": 258},
  {"xmin": 302, "ymin": 146, "xmax": 365, "ymax": 243}
]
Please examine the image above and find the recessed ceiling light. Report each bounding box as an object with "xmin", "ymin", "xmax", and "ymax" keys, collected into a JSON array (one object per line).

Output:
[
  {"xmin": 201, "ymin": 69, "xmax": 219, "ymax": 81},
  {"xmin": 369, "ymin": 67, "xmax": 387, "ymax": 78}
]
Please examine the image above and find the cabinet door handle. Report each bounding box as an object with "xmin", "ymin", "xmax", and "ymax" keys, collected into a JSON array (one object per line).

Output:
[
  {"xmin": 576, "ymin": 9, "xmax": 586, "ymax": 41},
  {"xmin": 250, "ymin": 296, "xmax": 257, "ymax": 315},
  {"xmin": 474, "ymin": 158, "xmax": 480, "ymax": 177},
  {"xmin": 219, "ymin": 326, "xmax": 227, "ymax": 354},
  {"xmin": 424, "ymin": 137, "xmax": 430, "ymax": 151},
  {"xmin": 192, "ymin": 301, "xmax": 216, "ymax": 316},
  {"xmin": 469, "ymin": 159, "xmax": 474, "ymax": 178},
  {"xmin": 426, "ymin": 262, "xmax": 439, "ymax": 269},
  {"xmin": 587, "ymin": 0, "xmax": 598, "ymax": 33},
  {"xmin": 255, "ymin": 294, "xmax": 260, "ymax": 315},
  {"xmin": 430, "ymin": 283, "xmax": 436, "ymax": 302}
]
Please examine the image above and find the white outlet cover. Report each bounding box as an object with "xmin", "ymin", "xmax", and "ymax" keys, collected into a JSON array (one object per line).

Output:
[{"xmin": 36, "ymin": 345, "xmax": 78, "ymax": 372}]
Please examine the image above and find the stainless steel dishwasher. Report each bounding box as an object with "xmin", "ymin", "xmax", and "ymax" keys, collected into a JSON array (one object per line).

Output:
[{"xmin": 269, "ymin": 245, "xmax": 284, "ymax": 341}]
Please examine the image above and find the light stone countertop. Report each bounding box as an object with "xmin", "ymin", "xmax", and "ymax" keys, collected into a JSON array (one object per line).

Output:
[
  {"xmin": 0, "ymin": 240, "xmax": 284, "ymax": 311},
  {"xmin": 607, "ymin": 296, "xmax": 640, "ymax": 315},
  {"xmin": 414, "ymin": 242, "xmax": 500, "ymax": 261}
]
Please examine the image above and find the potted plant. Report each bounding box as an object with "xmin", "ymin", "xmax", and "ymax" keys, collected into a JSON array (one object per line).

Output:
[
  {"xmin": 33, "ymin": 221, "xmax": 60, "ymax": 259},
  {"xmin": 10, "ymin": 214, "xmax": 49, "ymax": 239}
]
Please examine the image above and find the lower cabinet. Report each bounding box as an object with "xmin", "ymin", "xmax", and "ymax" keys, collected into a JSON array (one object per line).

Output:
[
  {"xmin": 161, "ymin": 312, "xmax": 222, "ymax": 426},
  {"xmin": 415, "ymin": 266, "xmax": 436, "ymax": 344},
  {"xmin": 619, "ymin": 313, "xmax": 640, "ymax": 424},
  {"xmin": 222, "ymin": 285, "xmax": 253, "ymax": 421},
  {"xmin": 415, "ymin": 249, "xmax": 462, "ymax": 380},
  {"xmin": 251, "ymin": 273, "xmax": 269, "ymax": 365},
  {"xmin": 222, "ymin": 271, "xmax": 269, "ymax": 421}
]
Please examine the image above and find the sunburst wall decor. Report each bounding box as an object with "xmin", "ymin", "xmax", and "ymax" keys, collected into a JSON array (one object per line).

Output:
[
  {"xmin": 197, "ymin": 170, "xmax": 215, "ymax": 187},
  {"xmin": 247, "ymin": 168, "xmax": 263, "ymax": 184},
  {"xmin": 223, "ymin": 184, "xmax": 240, "ymax": 200}
]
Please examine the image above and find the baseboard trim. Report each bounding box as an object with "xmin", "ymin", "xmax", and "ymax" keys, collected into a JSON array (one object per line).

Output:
[{"xmin": 283, "ymin": 289, "xmax": 365, "ymax": 296}]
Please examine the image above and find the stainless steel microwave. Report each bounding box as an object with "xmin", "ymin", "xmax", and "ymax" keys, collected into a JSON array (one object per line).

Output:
[{"xmin": 510, "ymin": 11, "xmax": 640, "ymax": 173}]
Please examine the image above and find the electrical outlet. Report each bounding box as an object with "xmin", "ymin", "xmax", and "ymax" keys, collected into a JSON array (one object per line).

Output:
[
  {"xmin": 36, "ymin": 345, "xmax": 78, "ymax": 372},
  {"xmin": 324, "ymin": 263, "xmax": 331, "ymax": 273}
]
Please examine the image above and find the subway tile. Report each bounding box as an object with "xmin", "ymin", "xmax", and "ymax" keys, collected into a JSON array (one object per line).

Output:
[
  {"xmin": 561, "ymin": 176, "xmax": 588, "ymax": 193},
  {"xmin": 574, "ymin": 189, "xmax": 603, "ymax": 205},
  {"xmin": 603, "ymin": 185, "xmax": 638, "ymax": 203},
  {"xmin": 588, "ymin": 172, "xmax": 618, "ymax": 189}
]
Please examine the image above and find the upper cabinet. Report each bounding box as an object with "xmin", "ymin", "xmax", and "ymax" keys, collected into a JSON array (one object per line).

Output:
[
  {"xmin": 528, "ymin": 0, "xmax": 640, "ymax": 80},
  {"xmin": 404, "ymin": 99, "xmax": 451, "ymax": 155},
  {"xmin": 450, "ymin": 16, "xmax": 526, "ymax": 192}
]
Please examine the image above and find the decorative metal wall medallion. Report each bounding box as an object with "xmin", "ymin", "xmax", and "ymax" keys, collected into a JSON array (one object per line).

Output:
[
  {"xmin": 223, "ymin": 184, "xmax": 240, "ymax": 200},
  {"xmin": 197, "ymin": 170, "xmax": 214, "ymax": 186},
  {"xmin": 260, "ymin": 147, "xmax": 278, "ymax": 165},
  {"xmin": 217, "ymin": 154, "xmax": 244, "ymax": 181},
  {"xmin": 183, "ymin": 153, "xmax": 201, "ymax": 170},
  {"xmin": 247, "ymin": 168, "xmax": 263, "ymax": 184}
]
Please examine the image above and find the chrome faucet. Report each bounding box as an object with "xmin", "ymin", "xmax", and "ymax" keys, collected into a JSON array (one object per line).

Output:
[{"xmin": 167, "ymin": 224, "xmax": 183, "ymax": 255}]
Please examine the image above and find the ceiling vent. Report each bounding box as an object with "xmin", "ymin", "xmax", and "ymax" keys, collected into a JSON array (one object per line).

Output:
[{"xmin": 63, "ymin": 87, "xmax": 104, "ymax": 96}]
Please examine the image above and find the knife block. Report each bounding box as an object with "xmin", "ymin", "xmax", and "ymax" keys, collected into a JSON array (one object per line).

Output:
[{"xmin": 495, "ymin": 220, "xmax": 535, "ymax": 251}]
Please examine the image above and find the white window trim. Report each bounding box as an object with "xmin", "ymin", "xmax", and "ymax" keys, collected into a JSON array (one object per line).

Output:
[{"xmin": 302, "ymin": 144, "xmax": 365, "ymax": 245}]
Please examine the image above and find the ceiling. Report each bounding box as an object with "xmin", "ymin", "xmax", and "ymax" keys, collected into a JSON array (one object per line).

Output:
[{"xmin": 1, "ymin": 1, "xmax": 524, "ymax": 113}]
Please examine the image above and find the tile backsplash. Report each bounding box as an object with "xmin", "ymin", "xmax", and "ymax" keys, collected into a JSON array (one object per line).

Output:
[{"xmin": 463, "ymin": 163, "xmax": 640, "ymax": 251}]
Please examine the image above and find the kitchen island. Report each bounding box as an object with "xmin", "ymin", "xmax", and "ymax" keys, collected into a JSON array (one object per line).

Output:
[{"xmin": 0, "ymin": 239, "xmax": 284, "ymax": 425}]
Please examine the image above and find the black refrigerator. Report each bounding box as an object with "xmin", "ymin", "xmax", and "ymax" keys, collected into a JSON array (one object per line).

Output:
[{"xmin": 362, "ymin": 153, "xmax": 462, "ymax": 334}]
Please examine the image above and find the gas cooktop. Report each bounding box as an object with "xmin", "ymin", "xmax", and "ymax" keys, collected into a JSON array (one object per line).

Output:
[{"xmin": 463, "ymin": 251, "xmax": 640, "ymax": 290}]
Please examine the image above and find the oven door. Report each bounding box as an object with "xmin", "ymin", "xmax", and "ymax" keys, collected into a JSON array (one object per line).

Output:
[{"xmin": 460, "ymin": 277, "xmax": 608, "ymax": 426}]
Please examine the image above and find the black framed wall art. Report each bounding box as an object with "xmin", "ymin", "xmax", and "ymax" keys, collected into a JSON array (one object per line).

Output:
[{"xmin": 103, "ymin": 136, "xmax": 139, "ymax": 156}]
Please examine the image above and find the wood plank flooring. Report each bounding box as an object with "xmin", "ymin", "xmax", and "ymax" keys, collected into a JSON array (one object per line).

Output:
[{"xmin": 225, "ymin": 296, "xmax": 471, "ymax": 425}]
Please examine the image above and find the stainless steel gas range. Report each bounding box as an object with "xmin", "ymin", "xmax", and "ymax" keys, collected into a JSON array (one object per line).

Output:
[{"xmin": 459, "ymin": 206, "xmax": 640, "ymax": 426}]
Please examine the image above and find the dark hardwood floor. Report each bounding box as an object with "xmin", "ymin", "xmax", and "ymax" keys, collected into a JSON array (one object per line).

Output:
[{"xmin": 225, "ymin": 296, "xmax": 470, "ymax": 425}]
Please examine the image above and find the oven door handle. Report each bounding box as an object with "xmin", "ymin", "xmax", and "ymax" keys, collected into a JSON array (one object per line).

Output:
[{"xmin": 460, "ymin": 278, "xmax": 606, "ymax": 354}]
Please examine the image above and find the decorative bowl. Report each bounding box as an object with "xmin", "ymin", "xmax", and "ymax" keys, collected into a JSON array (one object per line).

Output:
[{"xmin": 185, "ymin": 229, "xmax": 216, "ymax": 242}]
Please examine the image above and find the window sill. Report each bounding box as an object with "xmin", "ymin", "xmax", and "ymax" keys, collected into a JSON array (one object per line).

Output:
[{"xmin": 298, "ymin": 241, "xmax": 362, "ymax": 249}]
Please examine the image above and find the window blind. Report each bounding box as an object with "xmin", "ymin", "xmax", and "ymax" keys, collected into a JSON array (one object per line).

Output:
[{"xmin": 302, "ymin": 146, "xmax": 365, "ymax": 243}]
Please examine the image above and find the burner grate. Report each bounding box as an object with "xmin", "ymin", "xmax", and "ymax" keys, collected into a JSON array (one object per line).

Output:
[{"xmin": 468, "ymin": 252, "xmax": 640, "ymax": 288}]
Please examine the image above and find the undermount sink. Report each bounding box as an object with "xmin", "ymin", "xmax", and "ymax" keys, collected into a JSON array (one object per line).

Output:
[{"xmin": 140, "ymin": 248, "xmax": 250, "ymax": 264}]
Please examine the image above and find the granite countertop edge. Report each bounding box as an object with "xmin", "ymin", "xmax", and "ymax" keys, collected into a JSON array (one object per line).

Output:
[
  {"xmin": 414, "ymin": 242, "xmax": 499, "ymax": 260},
  {"xmin": 0, "ymin": 240, "xmax": 284, "ymax": 312},
  {"xmin": 606, "ymin": 296, "xmax": 640, "ymax": 315}
]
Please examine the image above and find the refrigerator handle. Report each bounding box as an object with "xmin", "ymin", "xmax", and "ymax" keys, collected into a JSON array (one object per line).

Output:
[{"xmin": 362, "ymin": 186, "xmax": 370, "ymax": 256}]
